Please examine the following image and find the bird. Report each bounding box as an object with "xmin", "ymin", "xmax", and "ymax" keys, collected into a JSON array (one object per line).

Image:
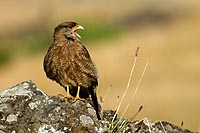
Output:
[{"xmin": 43, "ymin": 22, "xmax": 101, "ymax": 120}]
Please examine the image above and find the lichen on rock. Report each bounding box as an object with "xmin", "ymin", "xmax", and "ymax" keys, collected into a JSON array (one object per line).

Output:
[{"xmin": 0, "ymin": 81, "xmax": 196, "ymax": 133}]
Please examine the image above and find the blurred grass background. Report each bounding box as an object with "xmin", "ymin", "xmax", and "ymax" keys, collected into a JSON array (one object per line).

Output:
[{"xmin": 0, "ymin": 0, "xmax": 200, "ymax": 131}]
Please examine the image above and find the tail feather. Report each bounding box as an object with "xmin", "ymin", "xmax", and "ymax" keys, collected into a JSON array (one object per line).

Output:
[{"xmin": 89, "ymin": 86, "xmax": 101, "ymax": 120}]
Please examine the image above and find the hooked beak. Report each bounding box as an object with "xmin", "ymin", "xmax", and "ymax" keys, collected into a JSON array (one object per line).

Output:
[
  {"xmin": 72, "ymin": 25, "xmax": 84, "ymax": 38},
  {"xmin": 76, "ymin": 25, "xmax": 84, "ymax": 30}
]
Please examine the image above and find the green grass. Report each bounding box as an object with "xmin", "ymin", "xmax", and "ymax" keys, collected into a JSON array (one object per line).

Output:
[
  {"xmin": 24, "ymin": 32, "xmax": 52, "ymax": 53},
  {"xmin": 0, "ymin": 22, "xmax": 123, "ymax": 66},
  {"xmin": 78, "ymin": 22, "xmax": 122, "ymax": 44},
  {"xmin": 0, "ymin": 49, "xmax": 11, "ymax": 65}
]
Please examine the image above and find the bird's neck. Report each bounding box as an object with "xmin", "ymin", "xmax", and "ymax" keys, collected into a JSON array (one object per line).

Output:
[
  {"xmin": 53, "ymin": 33, "xmax": 81, "ymax": 47},
  {"xmin": 53, "ymin": 32, "xmax": 80, "ymax": 42},
  {"xmin": 53, "ymin": 32, "xmax": 67, "ymax": 41}
]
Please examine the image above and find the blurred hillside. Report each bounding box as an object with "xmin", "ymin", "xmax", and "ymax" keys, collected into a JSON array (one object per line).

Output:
[{"xmin": 0, "ymin": 0, "xmax": 200, "ymax": 132}]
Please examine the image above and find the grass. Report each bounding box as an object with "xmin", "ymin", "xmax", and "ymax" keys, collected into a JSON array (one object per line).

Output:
[
  {"xmin": 100, "ymin": 47, "xmax": 148, "ymax": 132},
  {"xmin": 0, "ymin": 22, "xmax": 123, "ymax": 66},
  {"xmin": 79, "ymin": 22, "xmax": 122, "ymax": 44},
  {"xmin": 0, "ymin": 49, "xmax": 11, "ymax": 65},
  {"xmin": 112, "ymin": 47, "xmax": 140, "ymax": 123}
]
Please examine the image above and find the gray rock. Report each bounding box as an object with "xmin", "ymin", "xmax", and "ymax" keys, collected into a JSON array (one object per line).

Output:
[{"xmin": 0, "ymin": 81, "xmax": 196, "ymax": 133}]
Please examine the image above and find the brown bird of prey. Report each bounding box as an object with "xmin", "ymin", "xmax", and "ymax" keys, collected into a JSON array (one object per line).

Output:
[{"xmin": 43, "ymin": 22, "xmax": 101, "ymax": 120}]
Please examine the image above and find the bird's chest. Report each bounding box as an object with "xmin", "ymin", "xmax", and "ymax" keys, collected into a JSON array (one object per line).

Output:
[{"xmin": 52, "ymin": 42, "xmax": 80, "ymax": 70}]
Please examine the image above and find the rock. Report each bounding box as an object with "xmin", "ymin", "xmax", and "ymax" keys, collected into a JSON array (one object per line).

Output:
[{"xmin": 0, "ymin": 81, "xmax": 196, "ymax": 133}]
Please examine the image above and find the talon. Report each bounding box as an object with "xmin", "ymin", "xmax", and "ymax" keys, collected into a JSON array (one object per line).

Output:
[
  {"xmin": 58, "ymin": 85, "xmax": 73, "ymax": 100},
  {"xmin": 73, "ymin": 86, "xmax": 85, "ymax": 102},
  {"xmin": 64, "ymin": 85, "xmax": 73, "ymax": 99},
  {"xmin": 57, "ymin": 94, "xmax": 64, "ymax": 97}
]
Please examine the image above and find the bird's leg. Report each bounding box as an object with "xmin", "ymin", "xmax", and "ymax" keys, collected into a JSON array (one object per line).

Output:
[
  {"xmin": 57, "ymin": 85, "xmax": 73, "ymax": 99},
  {"xmin": 64, "ymin": 85, "xmax": 73, "ymax": 99},
  {"xmin": 73, "ymin": 86, "xmax": 85, "ymax": 101}
]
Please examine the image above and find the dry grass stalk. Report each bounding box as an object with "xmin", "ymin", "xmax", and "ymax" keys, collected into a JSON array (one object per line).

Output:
[
  {"xmin": 129, "ymin": 105, "xmax": 143, "ymax": 121},
  {"xmin": 121, "ymin": 62, "xmax": 148, "ymax": 118},
  {"xmin": 181, "ymin": 121, "xmax": 184, "ymax": 127},
  {"xmin": 160, "ymin": 121, "xmax": 167, "ymax": 133},
  {"xmin": 101, "ymin": 84, "xmax": 112, "ymax": 109},
  {"xmin": 112, "ymin": 47, "xmax": 140, "ymax": 123}
]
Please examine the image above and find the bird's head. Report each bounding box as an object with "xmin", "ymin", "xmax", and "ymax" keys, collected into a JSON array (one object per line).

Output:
[{"xmin": 54, "ymin": 22, "xmax": 84, "ymax": 39}]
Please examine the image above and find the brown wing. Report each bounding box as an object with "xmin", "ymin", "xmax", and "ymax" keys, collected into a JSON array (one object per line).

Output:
[
  {"xmin": 69, "ymin": 41, "xmax": 100, "ymax": 120},
  {"xmin": 43, "ymin": 39, "xmax": 74, "ymax": 86},
  {"xmin": 66, "ymin": 40, "xmax": 98, "ymax": 88}
]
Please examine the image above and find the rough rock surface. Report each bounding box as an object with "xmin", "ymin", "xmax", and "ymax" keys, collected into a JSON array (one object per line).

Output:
[{"xmin": 0, "ymin": 81, "xmax": 196, "ymax": 133}]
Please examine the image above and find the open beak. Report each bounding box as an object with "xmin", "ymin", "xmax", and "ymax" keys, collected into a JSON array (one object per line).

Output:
[
  {"xmin": 76, "ymin": 25, "xmax": 84, "ymax": 30},
  {"xmin": 72, "ymin": 25, "xmax": 84, "ymax": 38}
]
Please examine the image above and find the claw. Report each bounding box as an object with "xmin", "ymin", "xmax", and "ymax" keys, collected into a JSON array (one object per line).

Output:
[
  {"xmin": 58, "ymin": 86, "xmax": 73, "ymax": 100},
  {"xmin": 57, "ymin": 94, "xmax": 65, "ymax": 97},
  {"xmin": 65, "ymin": 85, "xmax": 73, "ymax": 99},
  {"xmin": 73, "ymin": 86, "xmax": 85, "ymax": 101}
]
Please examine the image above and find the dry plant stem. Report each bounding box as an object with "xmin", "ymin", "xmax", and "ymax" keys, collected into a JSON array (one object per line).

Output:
[
  {"xmin": 114, "ymin": 96, "xmax": 120, "ymax": 113},
  {"xmin": 146, "ymin": 118, "xmax": 152, "ymax": 133},
  {"xmin": 129, "ymin": 105, "xmax": 143, "ymax": 121},
  {"xmin": 101, "ymin": 84, "xmax": 112, "ymax": 109},
  {"xmin": 121, "ymin": 62, "xmax": 148, "ymax": 118},
  {"xmin": 181, "ymin": 121, "xmax": 184, "ymax": 127},
  {"xmin": 97, "ymin": 76, "xmax": 106, "ymax": 96},
  {"xmin": 160, "ymin": 121, "xmax": 167, "ymax": 133},
  {"xmin": 112, "ymin": 47, "xmax": 140, "ymax": 123}
]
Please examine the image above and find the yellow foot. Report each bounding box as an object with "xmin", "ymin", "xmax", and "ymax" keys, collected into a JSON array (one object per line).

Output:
[
  {"xmin": 57, "ymin": 94, "xmax": 65, "ymax": 97},
  {"xmin": 59, "ymin": 85, "xmax": 73, "ymax": 99},
  {"xmin": 64, "ymin": 93, "xmax": 73, "ymax": 99},
  {"xmin": 73, "ymin": 86, "xmax": 85, "ymax": 102},
  {"xmin": 57, "ymin": 93, "xmax": 73, "ymax": 101},
  {"xmin": 58, "ymin": 86, "xmax": 73, "ymax": 99},
  {"xmin": 73, "ymin": 96, "xmax": 85, "ymax": 102},
  {"xmin": 57, "ymin": 93, "xmax": 73, "ymax": 99}
]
